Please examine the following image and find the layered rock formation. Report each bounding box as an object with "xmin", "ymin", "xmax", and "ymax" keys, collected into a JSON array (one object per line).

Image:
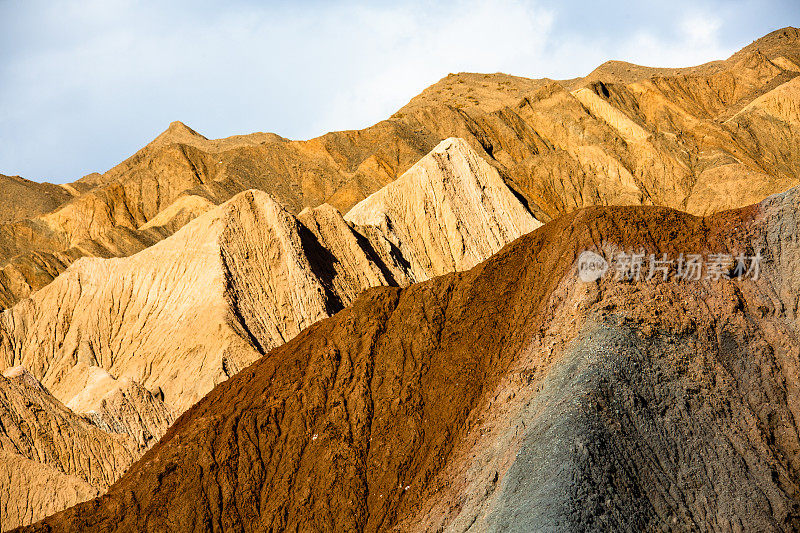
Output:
[
  {"xmin": 20, "ymin": 182, "xmax": 800, "ymax": 532},
  {"xmin": 0, "ymin": 138, "xmax": 538, "ymax": 528},
  {"xmin": 0, "ymin": 28, "xmax": 797, "ymax": 311}
]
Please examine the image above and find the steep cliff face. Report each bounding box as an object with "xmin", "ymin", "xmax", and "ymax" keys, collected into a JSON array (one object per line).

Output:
[
  {"xmin": 21, "ymin": 184, "xmax": 800, "ymax": 532},
  {"xmin": 0, "ymin": 28, "xmax": 797, "ymax": 311}
]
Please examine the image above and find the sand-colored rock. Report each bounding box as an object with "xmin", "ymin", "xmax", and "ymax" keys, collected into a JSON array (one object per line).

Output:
[
  {"xmin": 0, "ymin": 451, "xmax": 99, "ymax": 532},
  {"xmin": 138, "ymin": 194, "xmax": 216, "ymax": 235},
  {"xmin": 0, "ymin": 367, "xmax": 138, "ymax": 530},
  {"xmin": 65, "ymin": 367, "xmax": 175, "ymax": 449},
  {"xmin": 346, "ymin": 138, "xmax": 541, "ymax": 282},
  {"xmin": 0, "ymin": 138, "xmax": 536, "ymax": 418},
  {"xmin": 22, "ymin": 184, "xmax": 800, "ymax": 532},
  {"xmin": 0, "ymin": 28, "xmax": 798, "ymax": 311}
]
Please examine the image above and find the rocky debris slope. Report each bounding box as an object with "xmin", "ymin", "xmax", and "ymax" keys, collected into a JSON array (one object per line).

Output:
[
  {"xmin": 21, "ymin": 184, "xmax": 800, "ymax": 532},
  {"xmin": 0, "ymin": 367, "xmax": 141, "ymax": 530},
  {"xmin": 1, "ymin": 28, "xmax": 798, "ymax": 311}
]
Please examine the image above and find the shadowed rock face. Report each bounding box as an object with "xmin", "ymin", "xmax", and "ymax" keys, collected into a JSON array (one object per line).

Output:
[
  {"xmin": 18, "ymin": 184, "xmax": 800, "ymax": 532},
  {"xmin": 0, "ymin": 28, "xmax": 798, "ymax": 311}
]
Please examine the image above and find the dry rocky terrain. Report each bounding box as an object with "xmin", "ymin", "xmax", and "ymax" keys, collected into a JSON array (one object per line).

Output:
[
  {"xmin": 0, "ymin": 26, "xmax": 799, "ymax": 531},
  {"xmin": 0, "ymin": 138, "xmax": 538, "ymax": 529},
  {"xmin": 0, "ymin": 28, "xmax": 798, "ymax": 311},
  {"xmin": 19, "ymin": 181, "xmax": 800, "ymax": 532}
]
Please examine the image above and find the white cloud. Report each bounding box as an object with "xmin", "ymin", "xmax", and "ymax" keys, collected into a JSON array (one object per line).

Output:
[
  {"xmin": 617, "ymin": 12, "xmax": 732, "ymax": 68},
  {"xmin": 310, "ymin": 0, "xmax": 555, "ymax": 136}
]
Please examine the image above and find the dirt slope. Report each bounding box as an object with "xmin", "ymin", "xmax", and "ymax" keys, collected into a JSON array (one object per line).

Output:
[
  {"xmin": 19, "ymin": 182, "xmax": 800, "ymax": 532},
  {"xmin": 0, "ymin": 175, "xmax": 75, "ymax": 224}
]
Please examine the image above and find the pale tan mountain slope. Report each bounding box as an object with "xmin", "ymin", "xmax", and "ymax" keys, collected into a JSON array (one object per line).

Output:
[
  {"xmin": 0, "ymin": 451, "xmax": 97, "ymax": 532},
  {"xmin": 395, "ymin": 27, "xmax": 800, "ymax": 218},
  {"xmin": 0, "ymin": 367, "xmax": 138, "ymax": 530},
  {"xmin": 0, "ymin": 138, "xmax": 536, "ymax": 417},
  {"xmin": 345, "ymin": 138, "xmax": 541, "ymax": 282},
  {"xmin": 0, "ymin": 138, "xmax": 539, "ymax": 528},
  {"xmin": 0, "ymin": 28, "xmax": 797, "ymax": 311}
]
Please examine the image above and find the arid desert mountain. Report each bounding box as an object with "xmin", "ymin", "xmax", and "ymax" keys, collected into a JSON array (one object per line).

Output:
[
  {"xmin": 0, "ymin": 28, "xmax": 798, "ymax": 311},
  {"xmin": 18, "ymin": 180, "xmax": 800, "ymax": 532},
  {"xmin": 0, "ymin": 137, "xmax": 536, "ymax": 412},
  {"xmin": 0, "ymin": 366, "xmax": 138, "ymax": 529},
  {"xmin": 1, "ymin": 26, "xmax": 800, "ymax": 532},
  {"xmin": 0, "ymin": 138, "xmax": 539, "ymax": 529}
]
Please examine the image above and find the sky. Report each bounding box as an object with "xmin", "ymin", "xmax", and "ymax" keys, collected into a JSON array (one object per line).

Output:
[{"xmin": 0, "ymin": 0, "xmax": 798, "ymax": 183}]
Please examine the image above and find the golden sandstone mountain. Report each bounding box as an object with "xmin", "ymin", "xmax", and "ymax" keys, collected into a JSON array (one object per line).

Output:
[
  {"xmin": 21, "ymin": 177, "xmax": 800, "ymax": 532},
  {"xmin": 0, "ymin": 27, "xmax": 798, "ymax": 531},
  {"xmin": 1, "ymin": 28, "xmax": 798, "ymax": 310}
]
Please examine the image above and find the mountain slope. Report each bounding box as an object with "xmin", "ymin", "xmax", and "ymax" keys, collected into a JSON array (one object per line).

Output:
[
  {"xmin": 0, "ymin": 367, "xmax": 140, "ymax": 530},
  {"xmin": 345, "ymin": 137, "xmax": 541, "ymax": 282},
  {"xmin": 0, "ymin": 138, "xmax": 540, "ymax": 528},
  {"xmin": 21, "ymin": 183, "xmax": 800, "ymax": 532},
  {"xmin": 0, "ymin": 138, "xmax": 536, "ymax": 417},
  {"xmin": 0, "ymin": 28, "xmax": 797, "ymax": 311},
  {"xmin": 0, "ymin": 175, "xmax": 75, "ymax": 224}
]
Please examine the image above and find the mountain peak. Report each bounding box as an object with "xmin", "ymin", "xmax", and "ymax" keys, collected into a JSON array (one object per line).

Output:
[
  {"xmin": 152, "ymin": 120, "xmax": 208, "ymax": 146},
  {"xmin": 733, "ymin": 26, "xmax": 800, "ymax": 64},
  {"xmin": 345, "ymin": 137, "xmax": 541, "ymax": 281}
]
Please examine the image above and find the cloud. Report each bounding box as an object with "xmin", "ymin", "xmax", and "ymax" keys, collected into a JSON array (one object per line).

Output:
[
  {"xmin": 617, "ymin": 12, "xmax": 731, "ymax": 68},
  {"xmin": 310, "ymin": 0, "xmax": 555, "ymax": 136}
]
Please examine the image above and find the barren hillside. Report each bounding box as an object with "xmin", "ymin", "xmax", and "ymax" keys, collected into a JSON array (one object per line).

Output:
[
  {"xmin": 21, "ymin": 181, "xmax": 800, "ymax": 532},
  {"xmin": 1, "ymin": 27, "xmax": 799, "ymax": 532},
  {"xmin": 0, "ymin": 28, "xmax": 797, "ymax": 311}
]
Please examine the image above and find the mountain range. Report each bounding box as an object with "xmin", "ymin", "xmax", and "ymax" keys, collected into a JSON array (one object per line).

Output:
[{"xmin": 1, "ymin": 26, "xmax": 799, "ymax": 531}]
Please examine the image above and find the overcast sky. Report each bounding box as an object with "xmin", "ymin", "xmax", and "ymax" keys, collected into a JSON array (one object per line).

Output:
[{"xmin": 1, "ymin": 0, "xmax": 797, "ymax": 183}]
